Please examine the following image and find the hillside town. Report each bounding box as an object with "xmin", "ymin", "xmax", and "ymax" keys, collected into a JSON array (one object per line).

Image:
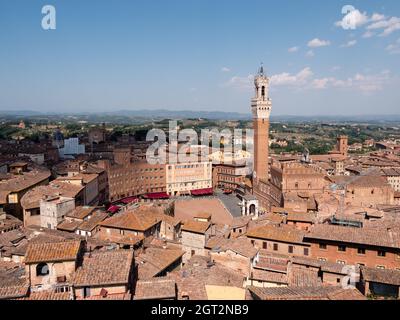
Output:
[{"xmin": 1, "ymin": 67, "xmax": 400, "ymax": 301}]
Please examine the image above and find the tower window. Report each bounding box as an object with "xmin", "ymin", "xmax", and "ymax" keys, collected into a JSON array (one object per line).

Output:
[{"xmin": 261, "ymin": 86, "xmax": 265, "ymax": 97}]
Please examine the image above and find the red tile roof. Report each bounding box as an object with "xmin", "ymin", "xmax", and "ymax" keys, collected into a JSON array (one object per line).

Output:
[{"xmin": 24, "ymin": 240, "xmax": 82, "ymax": 264}]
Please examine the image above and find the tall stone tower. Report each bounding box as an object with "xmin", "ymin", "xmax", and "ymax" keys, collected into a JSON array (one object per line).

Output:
[
  {"xmin": 337, "ymin": 135, "xmax": 348, "ymax": 157},
  {"xmin": 252, "ymin": 64, "xmax": 272, "ymax": 183}
]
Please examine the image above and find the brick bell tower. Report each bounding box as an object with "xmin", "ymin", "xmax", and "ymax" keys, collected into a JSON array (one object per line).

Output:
[{"xmin": 252, "ymin": 63, "xmax": 272, "ymax": 183}]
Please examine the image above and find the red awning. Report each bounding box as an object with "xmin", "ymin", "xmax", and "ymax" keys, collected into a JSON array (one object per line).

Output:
[
  {"xmin": 143, "ymin": 192, "xmax": 170, "ymax": 200},
  {"xmin": 107, "ymin": 205, "xmax": 120, "ymax": 214},
  {"xmin": 119, "ymin": 196, "xmax": 139, "ymax": 204},
  {"xmin": 190, "ymin": 188, "xmax": 214, "ymax": 196}
]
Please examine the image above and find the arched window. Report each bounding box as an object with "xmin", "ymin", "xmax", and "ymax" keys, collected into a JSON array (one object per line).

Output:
[{"xmin": 36, "ymin": 263, "xmax": 49, "ymax": 276}]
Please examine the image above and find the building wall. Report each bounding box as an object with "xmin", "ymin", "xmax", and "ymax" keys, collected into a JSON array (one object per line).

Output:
[
  {"xmin": 345, "ymin": 185, "xmax": 394, "ymax": 207},
  {"xmin": 213, "ymin": 164, "xmax": 247, "ymax": 190},
  {"xmin": 27, "ymin": 260, "xmax": 76, "ymax": 290},
  {"xmin": 166, "ymin": 161, "xmax": 212, "ymax": 196},
  {"xmin": 181, "ymin": 231, "xmax": 207, "ymax": 262},
  {"xmin": 74, "ymin": 284, "xmax": 128, "ymax": 299},
  {"xmin": 98, "ymin": 160, "xmax": 166, "ymax": 202},
  {"xmin": 286, "ymin": 221, "xmax": 313, "ymax": 231},
  {"xmin": 159, "ymin": 220, "xmax": 180, "ymax": 241},
  {"xmin": 40, "ymin": 198, "xmax": 75, "ymax": 229},
  {"xmin": 309, "ymin": 241, "xmax": 400, "ymax": 270},
  {"xmin": 386, "ymin": 175, "xmax": 400, "ymax": 192},
  {"xmin": 248, "ymin": 237, "xmax": 310, "ymax": 258},
  {"xmin": 322, "ymin": 271, "xmax": 347, "ymax": 286},
  {"xmin": 281, "ymin": 164, "xmax": 326, "ymax": 195},
  {"xmin": 85, "ymin": 178, "xmax": 99, "ymax": 205},
  {"xmin": 253, "ymin": 118, "xmax": 270, "ymax": 182}
]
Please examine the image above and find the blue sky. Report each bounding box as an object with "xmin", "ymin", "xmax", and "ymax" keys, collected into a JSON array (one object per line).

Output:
[{"xmin": 0, "ymin": 0, "xmax": 399, "ymax": 115}]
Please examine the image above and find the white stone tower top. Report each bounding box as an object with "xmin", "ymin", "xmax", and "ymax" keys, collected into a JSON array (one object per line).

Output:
[{"xmin": 251, "ymin": 63, "xmax": 272, "ymax": 120}]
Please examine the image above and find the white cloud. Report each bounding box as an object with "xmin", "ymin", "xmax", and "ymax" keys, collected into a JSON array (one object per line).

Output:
[
  {"xmin": 331, "ymin": 66, "xmax": 341, "ymax": 72},
  {"xmin": 386, "ymin": 38, "xmax": 400, "ymax": 54},
  {"xmin": 371, "ymin": 13, "xmax": 386, "ymax": 22},
  {"xmin": 362, "ymin": 30, "xmax": 375, "ymax": 38},
  {"xmin": 225, "ymin": 68, "xmax": 391, "ymax": 95},
  {"xmin": 288, "ymin": 46, "xmax": 299, "ymax": 53},
  {"xmin": 223, "ymin": 74, "xmax": 253, "ymax": 89},
  {"xmin": 221, "ymin": 67, "xmax": 231, "ymax": 72},
  {"xmin": 367, "ymin": 16, "xmax": 400, "ymax": 37},
  {"xmin": 308, "ymin": 38, "xmax": 331, "ymax": 48},
  {"xmin": 335, "ymin": 9, "xmax": 369, "ymax": 30},
  {"xmin": 341, "ymin": 40, "xmax": 357, "ymax": 48},
  {"xmin": 312, "ymin": 78, "xmax": 332, "ymax": 89},
  {"xmin": 328, "ymin": 70, "xmax": 391, "ymax": 93},
  {"xmin": 305, "ymin": 50, "xmax": 315, "ymax": 58},
  {"xmin": 270, "ymin": 68, "xmax": 313, "ymax": 87}
]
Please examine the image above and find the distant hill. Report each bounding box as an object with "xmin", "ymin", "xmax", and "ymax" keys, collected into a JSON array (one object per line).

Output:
[{"xmin": 1, "ymin": 109, "xmax": 400, "ymax": 123}]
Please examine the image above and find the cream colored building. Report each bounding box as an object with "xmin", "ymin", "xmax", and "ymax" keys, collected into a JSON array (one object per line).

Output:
[
  {"xmin": 166, "ymin": 161, "xmax": 212, "ymax": 196},
  {"xmin": 209, "ymin": 150, "xmax": 252, "ymax": 165},
  {"xmin": 40, "ymin": 196, "xmax": 75, "ymax": 229}
]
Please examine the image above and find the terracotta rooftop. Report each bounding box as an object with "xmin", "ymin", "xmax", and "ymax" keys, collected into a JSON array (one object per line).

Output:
[
  {"xmin": 288, "ymin": 266, "xmax": 322, "ymax": 287},
  {"xmin": 77, "ymin": 211, "xmax": 108, "ymax": 232},
  {"xmin": 291, "ymin": 256, "xmax": 349, "ymax": 275},
  {"xmin": 305, "ymin": 224, "xmax": 400, "ymax": 249},
  {"xmin": 219, "ymin": 237, "xmax": 259, "ymax": 258},
  {"xmin": 0, "ymin": 261, "xmax": 28, "ymax": 300},
  {"xmin": 24, "ymin": 240, "xmax": 82, "ymax": 264},
  {"xmin": 286, "ymin": 212, "xmax": 316, "ymax": 223},
  {"xmin": 66, "ymin": 206, "xmax": 96, "ymax": 220},
  {"xmin": 250, "ymin": 269, "xmax": 288, "ymax": 284},
  {"xmin": 0, "ymin": 169, "xmax": 50, "ymax": 194},
  {"xmin": 181, "ymin": 220, "xmax": 211, "ymax": 234},
  {"xmin": 19, "ymin": 291, "xmax": 72, "ymax": 300},
  {"xmin": 136, "ymin": 246, "xmax": 184, "ymax": 279},
  {"xmin": 77, "ymin": 293, "xmax": 132, "ymax": 300},
  {"xmin": 194, "ymin": 212, "xmax": 212, "ymax": 219},
  {"xmin": 0, "ymin": 214, "xmax": 23, "ymax": 233},
  {"xmin": 21, "ymin": 182, "xmax": 84, "ymax": 210},
  {"xmin": 246, "ymin": 224, "xmax": 306, "ymax": 245},
  {"xmin": 57, "ymin": 219, "xmax": 82, "ymax": 232},
  {"xmin": 0, "ymin": 282, "xmax": 29, "ymax": 300},
  {"xmin": 134, "ymin": 278, "xmax": 177, "ymax": 300},
  {"xmin": 361, "ymin": 267, "xmax": 400, "ymax": 286},
  {"xmin": 248, "ymin": 286, "xmax": 365, "ymax": 300},
  {"xmin": 168, "ymin": 255, "xmax": 245, "ymax": 300},
  {"xmin": 99, "ymin": 208, "xmax": 160, "ymax": 232},
  {"xmin": 348, "ymin": 175, "xmax": 390, "ymax": 188},
  {"xmin": 73, "ymin": 250, "xmax": 133, "ymax": 287}
]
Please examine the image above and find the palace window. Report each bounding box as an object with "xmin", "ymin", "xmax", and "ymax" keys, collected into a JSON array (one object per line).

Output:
[{"xmin": 377, "ymin": 250, "xmax": 386, "ymax": 257}]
